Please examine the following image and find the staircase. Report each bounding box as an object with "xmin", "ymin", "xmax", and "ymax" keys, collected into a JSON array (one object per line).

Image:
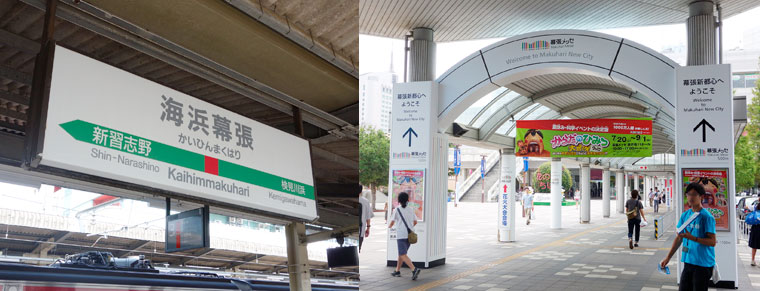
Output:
[{"xmin": 460, "ymin": 159, "xmax": 501, "ymax": 202}]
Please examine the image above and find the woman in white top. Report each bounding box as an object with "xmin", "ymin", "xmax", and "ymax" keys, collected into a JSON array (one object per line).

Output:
[{"xmin": 388, "ymin": 192, "xmax": 421, "ymax": 280}]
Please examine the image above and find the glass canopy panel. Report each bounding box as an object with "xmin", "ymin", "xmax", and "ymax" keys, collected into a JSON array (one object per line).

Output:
[
  {"xmin": 471, "ymin": 90, "xmax": 520, "ymax": 128},
  {"xmin": 504, "ymin": 103, "xmax": 542, "ymax": 137},
  {"xmin": 453, "ymin": 87, "xmax": 508, "ymax": 125}
]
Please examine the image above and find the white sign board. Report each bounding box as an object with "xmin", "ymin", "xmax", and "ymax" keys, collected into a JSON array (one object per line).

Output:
[
  {"xmin": 675, "ymin": 64, "xmax": 737, "ymax": 287},
  {"xmin": 676, "ymin": 65, "xmax": 733, "ymax": 163},
  {"xmin": 390, "ymin": 83, "xmax": 434, "ymax": 166},
  {"xmin": 40, "ymin": 46, "xmax": 317, "ymax": 221}
]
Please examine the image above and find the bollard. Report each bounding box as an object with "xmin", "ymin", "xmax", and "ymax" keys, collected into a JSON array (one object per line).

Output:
[{"xmin": 654, "ymin": 216, "xmax": 661, "ymax": 240}]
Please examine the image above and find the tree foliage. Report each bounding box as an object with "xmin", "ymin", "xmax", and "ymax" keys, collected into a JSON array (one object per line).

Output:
[
  {"xmin": 532, "ymin": 162, "xmax": 573, "ymax": 193},
  {"xmin": 359, "ymin": 126, "xmax": 389, "ymax": 209},
  {"xmin": 735, "ymin": 67, "xmax": 760, "ymax": 192}
]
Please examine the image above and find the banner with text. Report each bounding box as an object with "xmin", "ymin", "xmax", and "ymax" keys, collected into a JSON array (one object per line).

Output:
[
  {"xmin": 391, "ymin": 169, "xmax": 425, "ymax": 222},
  {"xmin": 39, "ymin": 46, "xmax": 317, "ymax": 221},
  {"xmin": 681, "ymin": 168, "xmax": 730, "ymax": 231},
  {"xmin": 515, "ymin": 119, "xmax": 652, "ymax": 157}
]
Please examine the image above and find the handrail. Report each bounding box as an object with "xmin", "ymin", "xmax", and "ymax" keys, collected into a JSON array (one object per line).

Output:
[
  {"xmin": 456, "ymin": 151, "xmax": 501, "ymax": 203},
  {"xmin": 486, "ymin": 179, "xmax": 500, "ymax": 202}
]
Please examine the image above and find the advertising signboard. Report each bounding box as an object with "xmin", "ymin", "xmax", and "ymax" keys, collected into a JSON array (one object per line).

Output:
[
  {"xmin": 391, "ymin": 169, "xmax": 425, "ymax": 221},
  {"xmin": 515, "ymin": 119, "xmax": 652, "ymax": 157},
  {"xmin": 681, "ymin": 168, "xmax": 730, "ymax": 231}
]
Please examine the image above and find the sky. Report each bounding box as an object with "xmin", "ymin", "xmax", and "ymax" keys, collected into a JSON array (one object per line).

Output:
[{"xmin": 359, "ymin": 6, "xmax": 760, "ymax": 78}]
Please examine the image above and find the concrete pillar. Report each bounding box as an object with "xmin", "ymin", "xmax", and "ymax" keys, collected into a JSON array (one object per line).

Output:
[
  {"xmin": 616, "ymin": 171, "xmax": 625, "ymax": 214},
  {"xmin": 409, "ymin": 27, "xmax": 436, "ymax": 81},
  {"xmin": 581, "ymin": 163, "xmax": 590, "ymax": 223},
  {"xmin": 624, "ymin": 172, "xmax": 629, "ymax": 203},
  {"xmin": 498, "ymin": 152, "xmax": 516, "ymax": 242},
  {"xmin": 634, "ymin": 173, "xmax": 639, "ymax": 192},
  {"xmin": 602, "ymin": 168, "xmax": 610, "ymax": 218},
  {"xmin": 285, "ymin": 222, "xmax": 311, "ymax": 291},
  {"xmin": 551, "ymin": 157, "xmax": 562, "ymax": 229},
  {"xmin": 687, "ymin": 1, "xmax": 716, "ymax": 66},
  {"xmin": 644, "ymin": 176, "xmax": 649, "ymax": 207}
]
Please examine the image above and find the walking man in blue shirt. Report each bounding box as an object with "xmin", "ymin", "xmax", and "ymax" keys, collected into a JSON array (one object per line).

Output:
[{"xmin": 660, "ymin": 182, "xmax": 716, "ymax": 291}]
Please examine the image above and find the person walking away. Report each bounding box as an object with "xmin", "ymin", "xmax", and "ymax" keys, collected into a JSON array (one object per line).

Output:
[
  {"xmin": 653, "ymin": 187, "xmax": 660, "ymax": 213},
  {"xmin": 648, "ymin": 188, "xmax": 655, "ymax": 208},
  {"xmin": 522, "ymin": 188, "xmax": 534, "ymax": 225},
  {"xmin": 749, "ymin": 198, "xmax": 760, "ymax": 266},
  {"xmin": 660, "ymin": 182, "xmax": 716, "ymax": 291},
  {"xmin": 388, "ymin": 192, "xmax": 421, "ymax": 280},
  {"xmin": 359, "ymin": 192, "xmax": 374, "ymax": 253},
  {"xmin": 626, "ymin": 190, "xmax": 647, "ymax": 249}
]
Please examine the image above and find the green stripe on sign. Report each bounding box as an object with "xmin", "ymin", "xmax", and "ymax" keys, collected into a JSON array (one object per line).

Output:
[
  {"xmin": 59, "ymin": 119, "xmax": 314, "ymax": 200},
  {"xmin": 219, "ymin": 160, "xmax": 315, "ymax": 200}
]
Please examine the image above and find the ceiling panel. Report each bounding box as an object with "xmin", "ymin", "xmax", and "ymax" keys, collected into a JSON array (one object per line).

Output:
[{"xmin": 361, "ymin": 0, "xmax": 760, "ymax": 42}]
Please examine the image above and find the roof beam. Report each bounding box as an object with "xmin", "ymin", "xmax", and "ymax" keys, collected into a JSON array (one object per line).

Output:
[
  {"xmin": 560, "ymin": 101, "xmax": 647, "ymax": 116},
  {"xmin": 118, "ymin": 240, "xmax": 152, "ymax": 257},
  {"xmin": 310, "ymin": 147, "xmax": 358, "ymax": 170},
  {"xmin": 21, "ymin": 0, "xmax": 355, "ymax": 136},
  {"xmin": 0, "ymin": 65, "xmax": 32, "ymax": 85},
  {"xmin": 178, "ymin": 248, "xmax": 216, "ymax": 265},
  {"xmin": 0, "ymin": 28, "xmax": 40, "ymax": 55},
  {"xmin": 530, "ymin": 84, "xmax": 632, "ymax": 103},
  {"xmin": 225, "ymin": 253, "xmax": 266, "ymax": 269},
  {"xmin": 31, "ymin": 231, "xmax": 72, "ymax": 255}
]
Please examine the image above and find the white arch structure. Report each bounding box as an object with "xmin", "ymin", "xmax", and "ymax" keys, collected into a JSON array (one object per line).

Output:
[{"xmin": 436, "ymin": 30, "xmax": 678, "ymax": 168}]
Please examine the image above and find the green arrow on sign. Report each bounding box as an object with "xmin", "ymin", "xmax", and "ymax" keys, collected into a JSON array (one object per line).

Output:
[{"xmin": 59, "ymin": 119, "xmax": 314, "ymax": 200}]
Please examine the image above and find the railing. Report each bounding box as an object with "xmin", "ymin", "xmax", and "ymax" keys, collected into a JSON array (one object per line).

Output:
[
  {"xmin": 456, "ymin": 151, "xmax": 501, "ymax": 203},
  {"xmin": 738, "ymin": 218, "xmax": 751, "ymax": 242},
  {"xmin": 486, "ymin": 180, "xmax": 500, "ymax": 202}
]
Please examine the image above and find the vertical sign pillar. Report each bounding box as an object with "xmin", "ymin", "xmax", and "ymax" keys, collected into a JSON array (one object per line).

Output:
[
  {"xmin": 550, "ymin": 157, "xmax": 562, "ymax": 229},
  {"xmin": 498, "ymin": 152, "xmax": 516, "ymax": 241},
  {"xmin": 675, "ymin": 64, "xmax": 736, "ymax": 287},
  {"xmin": 602, "ymin": 168, "xmax": 610, "ymax": 218},
  {"xmin": 388, "ymin": 81, "xmax": 447, "ymax": 268},
  {"xmin": 581, "ymin": 163, "xmax": 591, "ymax": 223}
]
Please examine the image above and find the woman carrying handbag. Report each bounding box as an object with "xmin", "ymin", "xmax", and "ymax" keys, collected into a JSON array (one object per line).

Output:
[
  {"xmin": 388, "ymin": 192, "xmax": 421, "ymax": 280},
  {"xmin": 625, "ymin": 190, "xmax": 647, "ymax": 249}
]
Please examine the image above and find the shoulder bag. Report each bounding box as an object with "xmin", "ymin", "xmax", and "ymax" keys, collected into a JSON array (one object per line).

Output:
[{"xmin": 398, "ymin": 209, "xmax": 417, "ymax": 244}]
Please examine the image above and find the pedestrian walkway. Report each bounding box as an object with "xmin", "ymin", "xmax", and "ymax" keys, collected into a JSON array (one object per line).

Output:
[{"xmin": 359, "ymin": 200, "xmax": 760, "ymax": 290}]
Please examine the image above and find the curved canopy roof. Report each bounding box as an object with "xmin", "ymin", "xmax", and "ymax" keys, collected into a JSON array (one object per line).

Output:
[{"xmin": 446, "ymin": 72, "xmax": 675, "ymax": 169}]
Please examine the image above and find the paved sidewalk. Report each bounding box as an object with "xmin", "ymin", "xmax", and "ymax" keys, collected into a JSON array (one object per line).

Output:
[{"xmin": 359, "ymin": 200, "xmax": 760, "ymax": 290}]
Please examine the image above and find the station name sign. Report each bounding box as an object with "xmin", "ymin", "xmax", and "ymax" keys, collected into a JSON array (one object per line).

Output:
[{"xmin": 39, "ymin": 46, "xmax": 317, "ymax": 221}]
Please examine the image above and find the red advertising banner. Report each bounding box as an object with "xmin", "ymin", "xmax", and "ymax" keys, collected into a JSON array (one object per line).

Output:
[
  {"xmin": 515, "ymin": 118, "xmax": 653, "ymax": 157},
  {"xmin": 682, "ymin": 168, "xmax": 730, "ymax": 231}
]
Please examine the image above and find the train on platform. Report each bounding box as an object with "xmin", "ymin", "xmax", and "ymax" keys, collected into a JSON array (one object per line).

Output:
[{"xmin": 0, "ymin": 251, "xmax": 358, "ymax": 291}]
